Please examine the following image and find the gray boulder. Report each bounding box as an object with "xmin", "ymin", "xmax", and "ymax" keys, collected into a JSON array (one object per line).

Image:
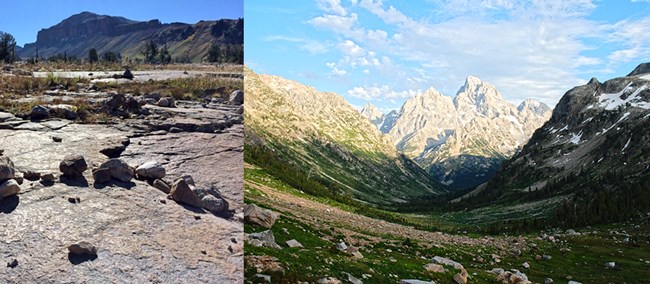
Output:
[
  {"xmin": 168, "ymin": 178, "xmax": 203, "ymax": 208},
  {"xmin": 201, "ymin": 195, "xmax": 229, "ymax": 213},
  {"xmin": 244, "ymin": 203, "xmax": 278, "ymax": 228},
  {"xmin": 0, "ymin": 179, "xmax": 20, "ymax": 198},
  {"xmin": 0, "ymin": 156, "xmax": 16, "ymax": 180},
  {"xmin": 229, "ymin": 90, "xmax": 243, "ymax": 104},
  {"xmin": 135, "ymin": 161, "xmax": 166, "ymax": 179},
  {"xmin": 247, "ymin": 230, "xmax": 281, "ymax": 249},
  {"xmin": 59, "ymin": 154, "xmax": 88, "ymax": 177},
  {"xmin": 30, "ymin": 105, "xmax": 50, "ymax": 120},
  {"xmin": 97, "ymin": 159, "xmax": 134, "ymax": 182}
]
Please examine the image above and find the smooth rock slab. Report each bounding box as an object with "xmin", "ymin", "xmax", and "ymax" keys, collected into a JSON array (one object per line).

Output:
[{"xmin": 285, "ymin": 239, "xmax": 303, "ymax": 248}]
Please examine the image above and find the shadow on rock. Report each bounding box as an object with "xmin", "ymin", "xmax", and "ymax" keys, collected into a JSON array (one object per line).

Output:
[
  {"xmin": 93, "ymin": 180, "xmax": 136, "ymax": 190},
  {"xmin": 60, "ymin": 176, "xmax": 89, "ymax": 188},
  {"xmin": 67, "ymin": 252, "xmax": 97, "ymax": 265},
  {"xmin": 175, "ymin": 201, "xmax": 207, "ymax": 214},
  {"xmin": 0, "ymin": 195, "xmax": 19, "ymax": 213},
  {"xmin": 39, "ymin": 180, "xmax": 55, "ymax": 187},
  {"xmin": 212, "ymin": 209, "xmax": 235, "ymax": 220}
]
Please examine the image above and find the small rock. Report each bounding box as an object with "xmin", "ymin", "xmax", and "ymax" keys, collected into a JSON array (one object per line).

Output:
[
  {"xmin": 40, "ymin": 173, "xmax": 56, "ymax": 182},
  {"xmin": 229, "ymin": 90, "xmax": 244, "ymax": 104},
  {"xmin": 23, "ymin": 170, "xmax": 41, "ymax": 181},
  {"xmin": 7, "ymin": 259, "xmax": 17, "ymax": 268},
  {"xmin": 285, "ymin": 239, "xmax": 303, "ymax": 248},
  {"xmin": 0, "ymin": 156, "xmax": 16, "ymax": 180},
  {"xmin": 453, "ymin": 268, "xmax": 468, "ymax": 284},
  {"xmin": 97, "ymin": 159, "xmax": 134, "ymax": 182},
  {"xmin": 92, "ymin": 168, "xmax": 112, "ymax": 185},
  {"xmin": 254, "ymin": 274, "xmax": 272, "ymax": 283},
  {"xmin": 542, "ymin": 254, "xmax": 552, "ymax": 260},
  {"xmin": 68, "ymin": 242, "xmax": 97, "ymax": 255},
  {"xmin": 605, "ymin": 261, "xmax": 615, "ymax": 268},
  {"xmin": 522, "ymin": 262, "xmax": 530, "ymax": 269},
  {"xmin": 168, "ymin": 178, "xmax": 203, "ymax": 208},
  {"xmin": 544, "ymin": 278, "xmax": 554, "ymax": 284},
  {"xmin": 244, "ymin": 203, "xmax": 279, "ymax": 228},
  {"xmin": 67, "ymin": 197, "xmax": 81, "ymax": 204},
  {"xmin": 246, "ymin": 230, "xmax": 281, "ymax": 249},
  {"xmin": 0, "ymin": 179, "xmax": 20, "ymax": 198},
  {"xmin": 100, "ymin": 145, "xmax": 126, "ymax": 158},
  {"xmin": 423, "ymin": 263, "xmax": 445, "ymax": 273},
  {"xmin": 343, "ymin": 272, "xmax": 363, "ymax": 284},
  {"xmin": 59, "ymin": 154, "xmax": 88, "ymax": 178},
  {"xmin": 152, "ymin": 179, "xmax": 171, "ymax": 194},
  {"xmin": 30, "ymin": 105, "xmax": 50, "ymax": 120},
  {"xmin": 201, "ymin": 195, "xmax": 229, "ymax": 213},
  {"xmin": 135, "ymin": 161, "xmax": 166, "ymax": 179},
  {"xmin": 316, "ymin": 277, "xmax": 341, "ymax": 284},
  {"xmin": 400, "ymin": 280, "xmax": 434, "ymax": 284},
  {"xmin": 122, "ymin": 69, "xmax": 134, "ymax": 80},
  {"xmin": 52, "ymin": 136, "xmax": 63, "ymax": 142}
]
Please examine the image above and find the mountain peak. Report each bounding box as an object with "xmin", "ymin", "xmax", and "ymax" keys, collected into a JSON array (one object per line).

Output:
[
  {"xmin": 517, "ymin": 98, "xmax": 551, "ymax": 115},
  {"xmin": 627, "ymin": 62, "xmax": 650, "ymax": 76},
  {"xmin": 465, "ymin": 75, "xmax": 482, "ymax": 87}
]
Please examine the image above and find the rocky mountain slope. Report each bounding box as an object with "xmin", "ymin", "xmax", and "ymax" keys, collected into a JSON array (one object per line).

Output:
[
  {"xmin": 362, "ymin": 76, "xmax": 551, "ymax": 189},
  {"xmin": 473, "ymin": 63, "xmax": 650, "ymax": 226},
  {"xmin": 244, "ymin": 68, "xmax": 444, "ymax": 205},
  {"xmin": 18, "ymin": 12, "xmax": 243, "ymax": 62}
]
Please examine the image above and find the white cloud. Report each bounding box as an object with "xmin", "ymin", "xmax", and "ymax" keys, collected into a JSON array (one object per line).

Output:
[
  {"xmin": 348, "ymin": 85, "xmax": 419, "ymax": 100},
  {"xmin": 338, "ymin": 40, "xmax": 365, "ymax": 57},
  {"xmin": 263, "ymin": 35, "xmax": 328, "ymax": 55},
  {"xmin": 326, "ymin": 62, "xmax": 348, "ymax": 76},
  {"xmin": 316, "ymin": 0, "xmax": 348, "ymax": 16}
]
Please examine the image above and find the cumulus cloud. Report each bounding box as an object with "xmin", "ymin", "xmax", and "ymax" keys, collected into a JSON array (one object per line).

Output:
[
  {"xmin": 263, "ymin": 35, "xmax": 328, "ymax": 54},
  {"xmin": 348, "ymin": 85, "xmax": 420, "ymax": 100},
  {"xmin": 316, "ymin": 0, "xmax": 348, "ymax": 16}
]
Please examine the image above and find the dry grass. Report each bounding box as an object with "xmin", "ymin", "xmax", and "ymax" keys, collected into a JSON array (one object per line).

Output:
[
  {"xmin": 16, "ymin": 61, "xmax": 242, "ymax": 73},
  {"xmin": 95, "ymin": 75, "xmax": 243, "ymax": 101}
]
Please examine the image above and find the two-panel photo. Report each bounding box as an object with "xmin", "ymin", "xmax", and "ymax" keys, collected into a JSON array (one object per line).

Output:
[{"xmin": 1, "ymin": 0, "xmax": 649, "ymax": 283}]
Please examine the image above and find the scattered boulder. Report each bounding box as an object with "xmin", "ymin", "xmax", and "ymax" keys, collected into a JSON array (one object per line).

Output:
[
  {"xmin": 317, "ymin": 277, "xmax": 341, "ymax": 284},
  {"xmin": 52, "ymin": 136, "xmax": 63, "ymax": 142},
  {"xmin": 30, "ymin": 105, "xmax": 50, "ymax": 120},
  {"xmin": 247, "ymin": 230, "xmax": 281, "ymax": 249},
  {"xmin": 544, "ymin": 278, "xmax": 554, "ymax": 284},
  {"xmin": 100, "ymin": 144, "xmax": 126, "ymax": 158},
  {"xmin": 135, "ymin": 161, "xmax": 166, "ymax": 179},
  {"xmin": 0, "ymin": 179, "xmax": 20, "ymax": 198},
  {"xmin": 253, "ymin": 274, "xmax": 272, "ymax": 283},
  {"xmin": 335, "ymin": 242, "xmax": 348, "ymax": 252},
  {"xmin": 432, "ymin": 256, "xmax": 464, "ymax": 270},
  {"xmin": 201, "ymin": 195, "xmax": 229, "ymax": 213},
  {"xmin": 59, "ymin": 154, "xmax": 88, "ymax": 178},
  {"xmin": 423, "ymin": 263, "xmax": 445, "ymax": 273},
  {"xmin": 244, "ymin": 203, "xmax": 279, "ymax": 228},
  {"xmin": 400, "ymin": 280, "xmax": 435, "ymax": 284},
  {"xmin": 68, "ymin": 242, "xmax": 97, "ymax": 255},
  {"xmin": 0, "ymin": 157, "xmax": 16, "ymax": 180},
  {"xmin": 96, "ymin": 159, "xmax": 134, "ymax": 183},
  {"xmin": 522, "ymin": 262, "xmax": 530, "ymax": 269},
  {"xmin": 244, "ymin": 255, "xmax": 284, "ymax": 274},
  {"xmin": 122, "ymin": 69, "xmax": 134, "ymax": 80},
  {"xmin": 229, "ymin": 90, "xmax": 244, "ymax": 104},
  {"xmin": 49, "ymin": 104, "xmax": 78, "ymax": 120},
  {"xmin": 496, "ymin": 270, "xmax": 530, "ymax": 284},
  {"xmin": 40, "ymin": 173, "xmax": 56, "ymax": 182},
  {"xmin": 343, "ymin": 272, "xmax": 363, "ymax": 284},
  {"xmin": 489, "ymin": 268, "xmax": 505, "ymax": 275},
  {"xmin": 285, "ymin": 239, "xmax": 303, "ymax": 248},
  {"xmin": 103, "ymin": 94, "xmax": 126, "ymax": 112},
  {"xmin": 168, "ymin": 178, "xmax": 203, "ymax": 208},
  {"xmin": 604, "ymin": 261, "xmax": 615, "ymax": 268},
  {"xmin": 453, "ymin": 268, "xmax": 468, "ymax": 284},
  {"xmin": 542, "ymin": 254, "xmax": 552, "ymax": 260},
  {"xmin": 152, "ymin": 179, "xmax": 170, "ymax": 194},
  {"xmin": 157, "ymin": 97, "xmax": 175, "ymax": 108},
  {"xmin": 92, "ymin": 168, "xmax": 112, "ymax": 185}
]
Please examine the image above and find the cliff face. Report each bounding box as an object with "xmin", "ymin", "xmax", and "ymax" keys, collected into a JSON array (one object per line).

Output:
[{"xmin": 19, "ymin": 12, "xmax": 243, "ymax": 62}]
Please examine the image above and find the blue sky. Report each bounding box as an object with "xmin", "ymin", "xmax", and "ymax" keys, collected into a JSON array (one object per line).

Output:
[
  {"xmin": 0, "ymin": 0, "xmax": 243, "ymax": 46},
  {"xmin": 245, "ymin": 0, "xmax": 650, "ymax": 112}
]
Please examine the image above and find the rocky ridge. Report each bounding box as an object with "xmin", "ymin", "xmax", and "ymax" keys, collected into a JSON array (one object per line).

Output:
[{"xmin": 361, "ymin": 76, "xmax": 551, "ymax": 189}]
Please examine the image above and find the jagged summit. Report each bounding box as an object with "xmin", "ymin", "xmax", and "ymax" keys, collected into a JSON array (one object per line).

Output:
[
  {"xmin": 627, "ymin": 62, "xmax": 650, "ymax": 76},
  {"xmin": 361, "ymin": 76, "xmax": 551, "ymax": 189}
]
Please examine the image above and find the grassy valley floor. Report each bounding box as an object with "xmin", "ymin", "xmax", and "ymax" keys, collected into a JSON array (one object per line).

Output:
[{"xmin": 244, "ymin": 165, "xmax": 650, "ymax": 283}]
